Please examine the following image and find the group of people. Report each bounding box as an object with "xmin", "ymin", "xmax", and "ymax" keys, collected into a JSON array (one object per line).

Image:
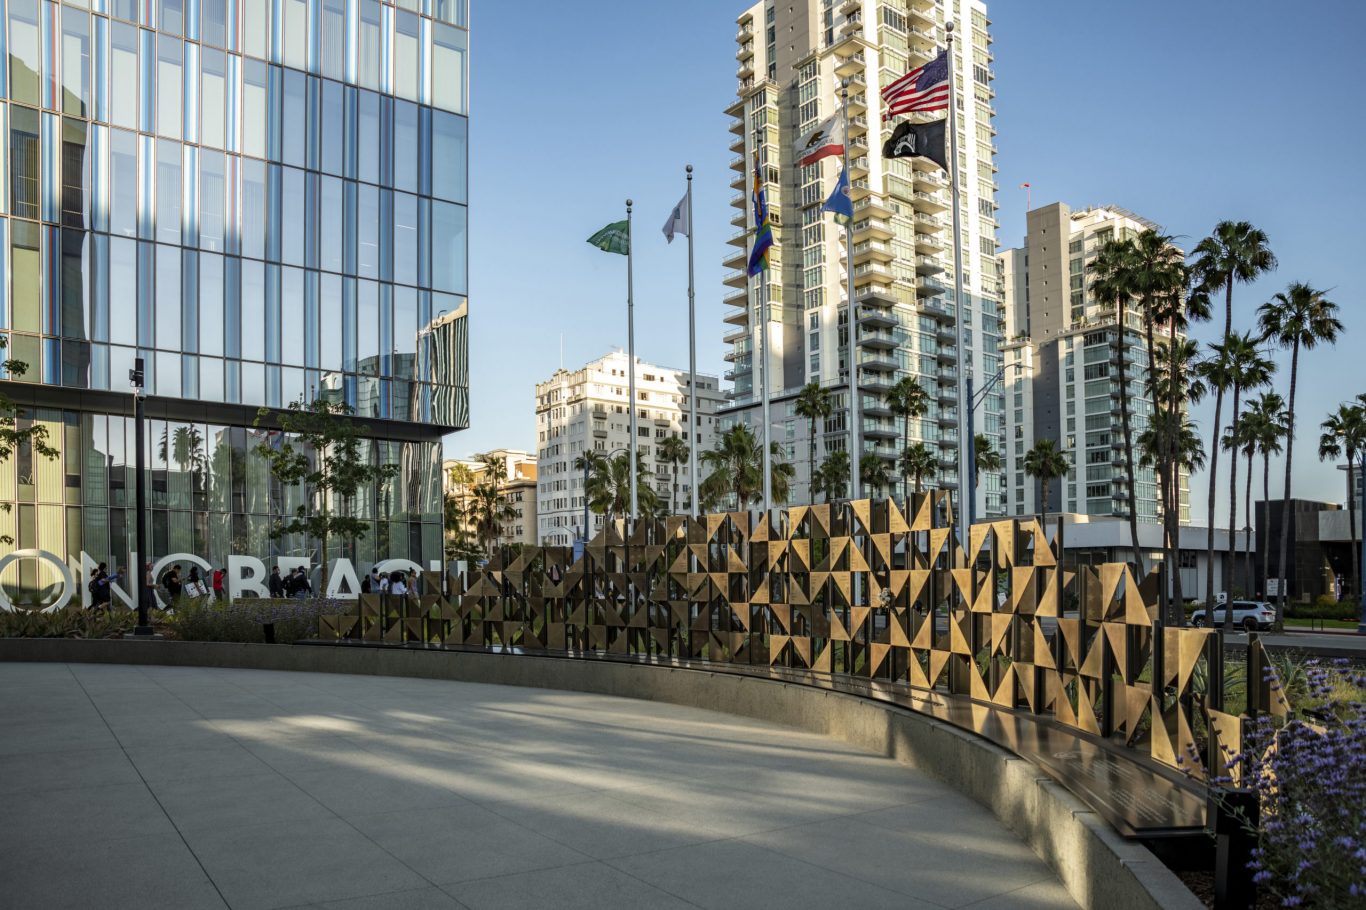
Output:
[
  {"xmin": 267, "ymin": 566, "xmax": 315, "ymax": 599},
  {"xmin": 362, "ymin": 569, "xmax": 419, "ymax": 596}
]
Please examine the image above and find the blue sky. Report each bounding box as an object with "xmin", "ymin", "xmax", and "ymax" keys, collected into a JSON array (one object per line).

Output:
[{"xmin": 459, "ymin": 1, "xmax": 1366, "ymax": 524}]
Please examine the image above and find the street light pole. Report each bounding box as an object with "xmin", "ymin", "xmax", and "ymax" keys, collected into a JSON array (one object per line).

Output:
[
  {"xmin": 130, "ymin": 358, "xmax": 153, "ymax": 637},
  {"xmin": 1357, "ymin": 453, "xmax": 1365, "ymax": 634}
]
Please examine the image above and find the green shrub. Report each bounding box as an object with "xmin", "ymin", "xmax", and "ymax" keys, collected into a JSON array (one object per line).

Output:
[
  {"xmin": 165, "ymin": 597, "xmax": 337, "ymax": 643},
  {"xmin": 1285, "ymin": 600, "xmax": 1357, "ymax": 621},
  {"xmin": 0, "ymin": 605, "xmax": 141, "ymax": 639}
]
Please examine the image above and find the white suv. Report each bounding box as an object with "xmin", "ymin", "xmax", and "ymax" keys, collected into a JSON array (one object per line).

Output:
[{"xmin": 1190, "ymin": 600, "xmax": 1276, "ymax": 632}]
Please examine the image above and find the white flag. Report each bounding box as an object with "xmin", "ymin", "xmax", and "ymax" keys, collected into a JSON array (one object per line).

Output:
[{"xmin": 662, "ymin": 192, "xmax": 689, "ymax": 244}]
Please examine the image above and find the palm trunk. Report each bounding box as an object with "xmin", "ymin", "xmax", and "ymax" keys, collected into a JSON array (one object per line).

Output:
[
  {"xmin": 1347, "ymin": 448, "xmax": 1359, "ymax": 604},
  {"xmin": 1204, "ymin": 279, "xmax": 1234, "ymax": 610},
  {"xmin": 1222, "ymin": 385, "xmax": 1242, "ymax": 630},
  {"xmin": 1275, "ymin": 342, "xmax": 1300, "ymax": 627},
  {"xmin": 808, "ymin": 417, "xmax": 817, "ymax": 506},
  {"xmin": 1167, "ymin": 315, "xmax": 1185, "ymax": 618},
  {"xmin": 1115, "ymin": 299, "xmax": 1143, "ymax": 573},
  {"xmin": 1243, "ymin": 449, "xmax": 1254, "ymax": 595},
  {"xmin": 902, "ymin": 412, "xmax": 911, "ymax": 507},
  {"xmin": 1041, "ymin": 476, "xmax": 1050, "ymax": 516},
  {"xmin": 1261, "ymin": 452, "xmax": 1272, "ymax": 601},
  {"xmin": 1142, "ymin": 311, "xmax": 1169, "ymax": 602}
]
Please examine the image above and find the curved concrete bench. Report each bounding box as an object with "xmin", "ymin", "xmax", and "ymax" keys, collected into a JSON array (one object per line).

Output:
[{"xmin": 0, "ymin": 638, "xmax": 1201, "ymax": 910}]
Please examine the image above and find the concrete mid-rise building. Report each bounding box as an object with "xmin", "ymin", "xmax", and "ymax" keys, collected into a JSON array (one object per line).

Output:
[
  {"xmin": 1000, "ymin": 202, "xmax": 1189, "ymax": 525},
  {"xmin": 443, "ymin": 450, "xmax": 538, "ymax": 551},
  {"xmin": 719, "ymin": 0, "xmax": 1004, "ymax": 512},
  {"xmin": 534, "ymin": 351, "xmax": 724, "ymax": 544}
]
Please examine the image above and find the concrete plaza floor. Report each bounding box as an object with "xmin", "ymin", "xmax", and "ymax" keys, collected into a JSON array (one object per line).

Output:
[{"xmin": 1, "ymin": 662, "xmax": 1078, "ymax": 910}]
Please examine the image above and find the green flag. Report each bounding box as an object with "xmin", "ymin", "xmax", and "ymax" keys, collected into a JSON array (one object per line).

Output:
[{"xmin": 587, "ymin": 220, "xmax": 630, "ymax": 255}]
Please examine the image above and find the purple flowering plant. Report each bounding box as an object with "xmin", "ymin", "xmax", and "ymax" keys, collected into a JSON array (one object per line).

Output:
[{"xmin": 1213, "ymin": 658, "xmax": 1366, "ymax": 907}]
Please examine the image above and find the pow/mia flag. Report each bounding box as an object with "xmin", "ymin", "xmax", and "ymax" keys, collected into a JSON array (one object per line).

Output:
[{"xmin": 882, "ymin": 119, "xmax": 947, "ymax": 171}]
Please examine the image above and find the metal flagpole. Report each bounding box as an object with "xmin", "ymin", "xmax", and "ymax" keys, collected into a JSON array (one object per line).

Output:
[
  {"xmin": 843, "ymin": 79, "xmax": 860, "ymax": 502},
  {"xmin": 947, "ymin": 23, "xmax": 970, "ymax": 560},
  {"xmin": 686, "ymin": 166, "xmax": 699, "ymax": 516},
  {"xmin": 626, "ymin": 199, "xmax": 638, "ymax": 522},
  {"xmin": 758, "ymin": 158, "xmax": 773, "ymax": 516}
]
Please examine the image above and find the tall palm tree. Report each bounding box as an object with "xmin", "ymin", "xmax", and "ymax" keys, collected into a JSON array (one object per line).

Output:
[
  {"xmin": 657, "ymin": 435, "xmax": 691, "ymax": 514},
  {"xmin": 1090, "ymin": 239, "xmax": 1143, "ymax": 571},
  {"xmin": 1139, "ymin": 411, "xmax": 1206, "ymax": 609},
  {"xmin": 1194, "ymin": 341, "xmax": 1236, "ymax": 609},
  {"xmin": 1127, "ymin": 230, "xmax": 1186, "ymax": 415},
  {"xmin": 859, "ymin": 455, "xmax": 892, "ymax": 498},
  {"xmin": 579, "ymin": 451, "xmax": 658, "ymax": 521},
  {"xmin": 1239, "ymin": 393, "xmax": 1288, "ymax": 601},
  {"xmin": 1227, "ymin": 415, "xmax": 1258, "ymax": 597},
  {"xmin": 699, "ymin": 423, "xmax": 794, "ymax": 511},
  {"xmin": 1320, "ymin": 401, "xmax": 1366, "ymax": 606},
  {"xmin": 973, "ymin": 433, "xmax": 1002, "ymax": 491},
  {"xmin": 794, "ymin": 382, "xmax": 832, "ymax": 505},
  {"xmin": 1191, "ymin": 221, "xmax": 1278, "ymax": 361},
  {"xmin": 886, "ymin": 376, "xmax": 930, "ymax": 502},
  {"xmin": 1258, "ymin": 283, "xmax": 1342, "ymax": 624},
  {"xmin": 468, "ymin": 456, "xmax": 517, "ymax": 558},
  {"xmin": 814, "ymin": 450, "xmax": 850, "ymax": 502},
  {"xmin": 1220, "ymin": 333, "xmax": 1275, "ymax": 621},
  {"xmin": 1148, "ymin": 339, "xmax": 1206, "ymax": 612},
  {"xmin": 1023, "ymin": 439, "xmax": 1069, "ymax": 519},
  {"xmin": 898, "ymin": 442, "xmax": 936, "ymax": 495}
]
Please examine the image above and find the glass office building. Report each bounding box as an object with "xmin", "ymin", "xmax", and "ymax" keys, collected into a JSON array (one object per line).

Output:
[{"xmin": 0, "ymin": 0, "xmax": 470, "ymax": 598}]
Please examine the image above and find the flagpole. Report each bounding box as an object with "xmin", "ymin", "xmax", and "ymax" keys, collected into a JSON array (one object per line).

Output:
[
  {"xmin": 843, "ymin": 79, "xmax": 860, "ymax": 503},
  {"xmin": 947, "ymin": 22, "xmax": 969, "ymax": 560},
  {"xmin": 626, "ymin": 198, "xmax": 639, "ymax": 522},
  {"xmin": 686, "ymin": 165, "xmax": 699, "ymax": 516}
]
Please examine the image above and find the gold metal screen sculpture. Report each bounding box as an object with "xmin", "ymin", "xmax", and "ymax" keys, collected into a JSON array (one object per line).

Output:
[{"xmin": 320, "ymin": 494, "xmax": 1285, "ymax": 781}]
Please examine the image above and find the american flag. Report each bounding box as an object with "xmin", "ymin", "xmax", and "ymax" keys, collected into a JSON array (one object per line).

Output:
[{"xmin": 881, "ymin": 49, "xmax": 950, "ymax": 120}]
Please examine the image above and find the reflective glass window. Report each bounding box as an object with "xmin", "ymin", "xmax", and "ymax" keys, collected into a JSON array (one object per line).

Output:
[
  {"xmin": 201, "ymin": 0, "xmax": 227, "ymax": 49},
  {"xmin": 319, "ymin": 175, "xmax": 343, "ymax": 273},
  {"xmin": 320, "ymin": 79, "xmax": 343, "ymax": 176},
  {"xmin": 393, "ymin": 12, "xmax": 420, "ymax": 102},
  {"xmin": 393, "ymin": 285, "xmax": 416, "ymax": 358},
  {"xmin": 109, "ymin": 22, "xmax": 140, "ymax": 130},
  {"xmin": 9, "ymin": 104, "xmax": 41, "ymax": 219},
  {"xmin": 356, "ymin": 183, "xmax": 378, "ymax": 278},
  {"xmin": 281, "ymin": 166, "xmax": 305, "ymax": 265},
  {"xmin": 356, "ymin": 0, "xmax": 382, "ymax": 91},
  {"xmin": 431, "ymin": 0, "xmax": 465, "ymax": 27},
  {"xmin": 109, "ymin": 128, "xmax": 138, "ymax": 238},
  {"xmin": 281, "ymin": 266, "xmax": 304, "ymax": 366},
  {"xmin": 7, "ymin": 0, "xmax": 41, "ymax": 106},
  {"xmin": 431, "ymin": 23, "xmax": 467, "ymax": 114},
  {"xmin": 155, "ymin": 139, "xmax": 181, "ymax": 245},
  {"xmin": 200, "ymin": 49, "xmax": 226, "ymax": 149},
  {"xmin": 357, "ymin": 278, "xmax": 378, "ymax": 372},
  {"xmin": 392, "ymin": 100, "xmax": 418, "ymax": 193},
  {"xmin": 393, "ymin": 192, "xmax": 417, "ymax": 286},
  {"xmin": 240, "ymin": 157, "xmax": 267, "ymax": 259},
  {"xmin": 200, "ymin": 357, "xmax": 224, "ymax": 400},
  {"xmin": 242, "ymin": 0, "xmax": 269, "ymax": 61},
  {"xmin": 242, "ymin": 59, "xmax": 268, "ymax": 159},
  {"xmin": 320, "ymin": 272, "xmax": 341, "ymax": 370},
  {"xmin": 61, "ymin": 9, "xmax": 93, "ymax": 117},
  {"xmin": 156, "ymin": 351, "xmax": 180, "ymax": 396},
  {"xmin": 240, "ymin": 259, "xmax": 264, "ymax": 360},
  {"xmin": 356, "ymin": 90, "xmax": 380, "ymax": 185},
  {"xmin": 60, "ymin": 229, "xmax": 89, "ymax": 340},
  {"xmin": 159, "ymin": 0, "xmax": 183, "ymax": 37},
  {"xmin": 319, "ymin": 0, "xmax": 346, "ymax": 81},
  {"xmin": 282, "ymin": 0, "xmax": 307, "ymax": 71},
  {"xmin": 281, "ymin": 69, "xmax": 306, "ymax": 168},
  {"xmin": 10, "ymin": 220, "xmax": 42, "ymax": 332},
  {"xmin": 155, "ymin": 245, "xmax": 179, "ymax": 349},
  {"xmin": 200, "ymin": 150, "xmax": 226, "ymax": 252},
  {"xmin": 430, "ymin": 111, "xmax": 466, "ymax": 204},
  {"xmin": 430, "ymin": 201, "xmax": 465, "ymax": 294},
  {"xmin": 109, "ymin": 236, "xmax": 136, "ymax": 345},
  {"xmin": 201, "ymin": 253, "xmax": 224, "ymax": 356},
  {"xmin": 110, "ymin": 0, "xmax": 137, "ymax": 23},
  {"xmin": 156, "ymin": 36, "xmax": 183, "ymax": 139}
]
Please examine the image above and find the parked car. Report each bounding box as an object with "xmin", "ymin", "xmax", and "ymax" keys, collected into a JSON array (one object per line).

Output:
[{"xmin": 1190, "ymin": 600, "xmax": 1276, "ymax": 631}]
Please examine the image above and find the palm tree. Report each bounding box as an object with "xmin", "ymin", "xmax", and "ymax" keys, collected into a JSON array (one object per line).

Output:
[
  {"xmin": 1226, "ymin": 416, "xmax": 1258, "ymax": 599},
  {"xmin": 859, "ymin": 455, "xmax": 892, "ymax": 498},
  {"xmin": 1238, "ymin": 393, "xmax": 1288, "ymax": 601},
  {"xmin": 898, "ymin": 442, "xmax": 936, "ymax": 495},
  {"xmin": 1139, "ymin": 411, "xmax": 1206, "ymax": 609},
  {"xmin": 1023, "ymin": 439, "xmax": 1069, "ymax": 519},
  {"xmin": 657, "ymin": 435, "xmax": 691, "ymax": 514},
  {"xmin": 1320, "ymin": 401, "xmax": 1366, "ymax": 606},
  {"xmin": 1194, "ymin": 341, "xmax": 1236, "ymax": 610},
  {"xmin": 1149, "ymin": 339, "xmax": 1206, "ymax": 612},
  {"xmin": 814, "ymin": 450, "xmax": 850, "ymax": 502},
  {"xmin": 1191, "ymin": 220, "xmax": 1278, "ymax": 360},
  {"xmin": 886, "ymin": 376, "xmax": 930, "ymax": 502},
  {"xmin": 1127, "ymin": 230, "xmax": 1186, "ymax": 414},
  {"xmin": 579, "ymin": 450, "xmax": 658, "ymax": 521},
  {"xmin": 1220, "ymin": 333, "xmax": 1275, "ymax": 619},
  {"xmin": 1258, "ymin": 283, "xmax": 1343, "ymax": 624},
  {"xmin": 1090, "ymin": 239, "xmax": 1143, "ymax": 570},
  {"xmin": 794, "ymin": 382, "xmax": 833, "ymax": 505},
  {"xmin": 974, "ymin": 433, "xmax": 1002, "ymax": 490},
  {"xmin": 699, "ymin": 424, "xmax": 793, "ymax": 511}
]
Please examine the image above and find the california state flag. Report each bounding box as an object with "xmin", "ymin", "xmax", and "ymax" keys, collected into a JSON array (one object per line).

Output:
[{"xmin": 793, "ymin": 113, "xmax": 845, "ymax": 167}]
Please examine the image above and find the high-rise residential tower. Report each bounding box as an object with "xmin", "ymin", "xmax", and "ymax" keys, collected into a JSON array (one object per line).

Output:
[
  {"xmin": 0, "ymin": 0, "xmax": 470, "ymax": 598},
  {"xmin": 1000, "ymin": 202, "xmax": 1189, "ymax": 524},
  {"xmin": 535, "ymin": 351, "xmax": 724, "ymax": 544},
  {"xmin": 721, "ymin": 0, "xmax": 1003, "ymax": 513}
]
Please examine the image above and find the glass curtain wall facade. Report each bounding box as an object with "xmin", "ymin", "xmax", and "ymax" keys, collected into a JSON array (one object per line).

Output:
[{"xmin": 0, "ymin": 0, "xmax": 470, "ymax": 599}]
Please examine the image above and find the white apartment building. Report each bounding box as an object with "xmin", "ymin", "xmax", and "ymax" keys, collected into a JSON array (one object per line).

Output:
[
  {"xmin": 534, "ymin": 351, "xmax": 725, "ymax": 544},
  {"xmin": 720, "ymin": 0, "xmax": 1004, "ymax": 513},
  {"xmin": 1000, "ymin": 202, "xmax": 1189, "ymax": 524}
]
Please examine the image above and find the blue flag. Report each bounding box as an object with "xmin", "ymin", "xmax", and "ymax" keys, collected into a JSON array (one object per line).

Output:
[{"xmin": 822, "ymin": 167, "xmax": 853, "ymax": 226}]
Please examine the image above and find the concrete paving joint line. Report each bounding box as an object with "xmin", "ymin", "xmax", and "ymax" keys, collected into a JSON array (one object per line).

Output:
[{"xmin": 0, "ymin": 638, "xmax": 1203, "ymax": 910}]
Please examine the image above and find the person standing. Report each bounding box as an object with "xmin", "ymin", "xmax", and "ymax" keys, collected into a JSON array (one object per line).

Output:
[
  {"xmin": 294, "ymin": 568, "xmax": 313, "ymax": 599},
  {"xmin": 211, "ymin": 567, "xmax": 226, "ymax": 600},
  {"xmin": 163, "ymin": 565, "xmax": 183, "ymax": 601},
  {"xmin": 268, "ymin": 566, "xmax": 286, "ymax": 599},
  {"xmin": 142, "ymin": 562, "xmax": 156, "ymax": 612}
]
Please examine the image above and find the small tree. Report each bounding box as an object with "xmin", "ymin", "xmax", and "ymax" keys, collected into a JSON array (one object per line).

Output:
[
  {"xmin": 794, "ymin": 382, "xmax": 832, "ymax": 505},
  {"xmin": 657, "ymin": 435, "xmax": 691, "ymax": 514},
  {"xmin": 859, "ymin": 454, "xmax": 891, "ymax": 498},
  {"xmin": 898, "ymin": 442, "xmax": 936, "ymax": 494},
  {"xmin": 1023, "ymin": 438, "xmax": 1069, "ymax": 517},
  {"xmin": 1, "ymin": 338, "xmax": 58, "ymax": 546},
  {"xmin": 814, "ymin": 450, "xmax": 850, "ymax": 502},
  {"xmin": 253, "ymin": 397, "xmax": 400, "ymax": 589}
]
